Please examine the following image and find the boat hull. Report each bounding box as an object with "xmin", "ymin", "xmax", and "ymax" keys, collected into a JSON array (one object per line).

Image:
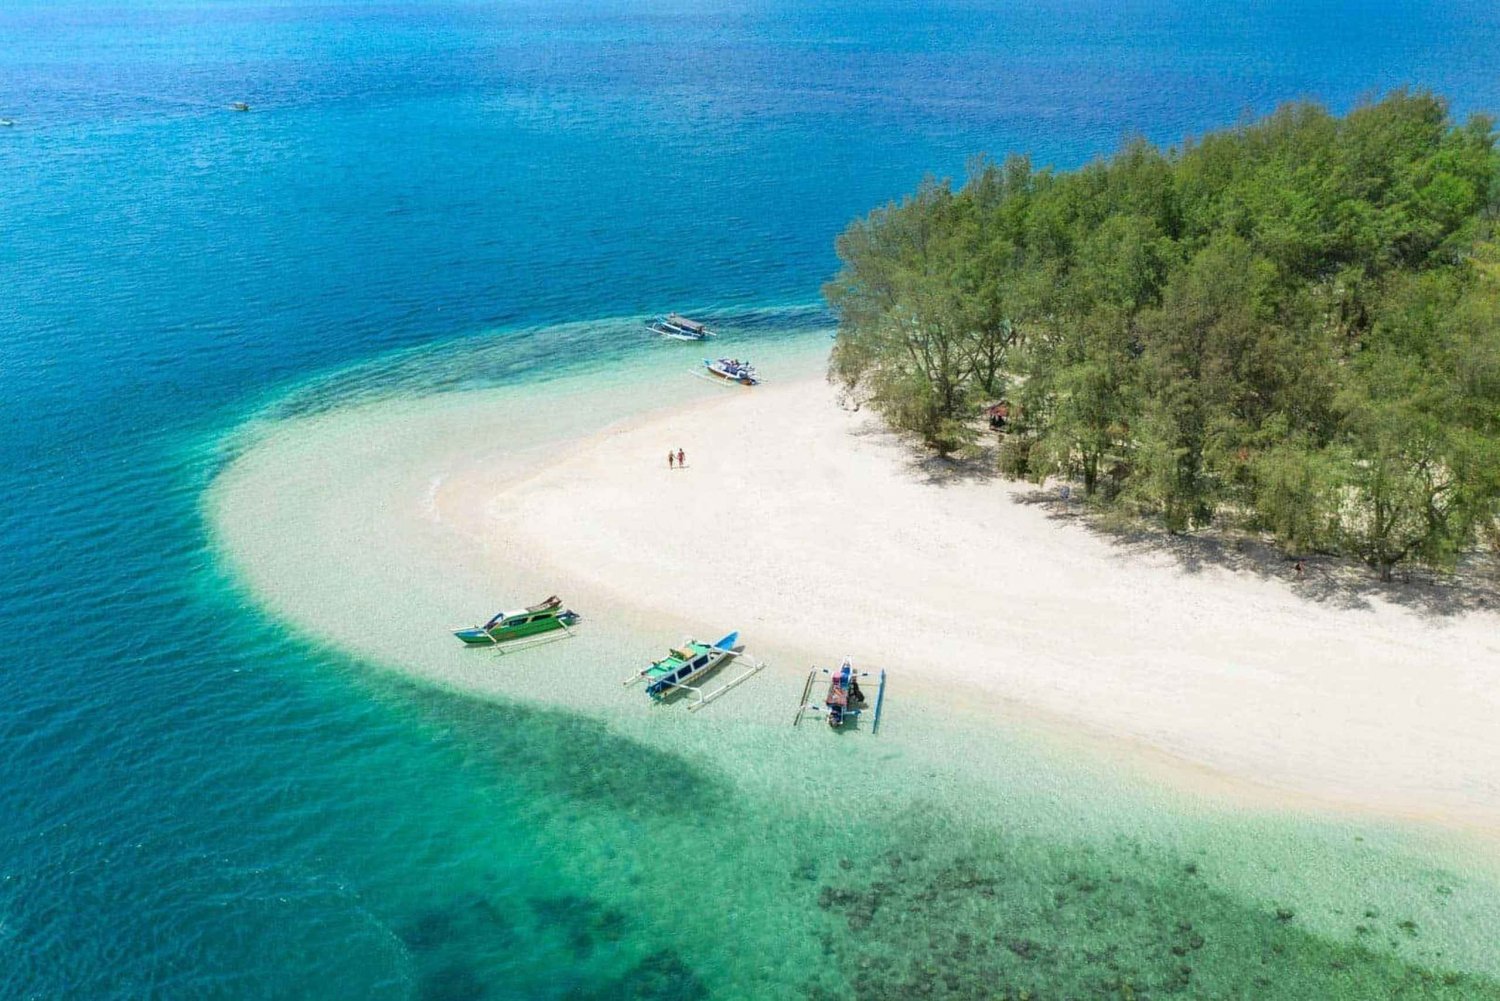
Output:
[
  {"xmin": 642, "ymin": 630, "xmax": 739, "ymax": 699},
  {"xmin": 648, "ymin": 316, "xmax": 713, "ymax": 340},
  {"xmin": 454, "ymin": 611, "xmax": 578, "ymax": 645},
  {"xmin": 703, "ymin": 361, "xmax": 757, "ymax": 385},
  {"xmin": 649, "ymin": 325, "xmax": 708, "ymax": 341}
]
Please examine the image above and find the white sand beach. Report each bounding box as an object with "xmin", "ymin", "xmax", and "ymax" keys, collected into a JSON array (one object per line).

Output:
[
  {"xmin": 475, "ymin": 378, "xmax": 1500, "ymax": 826},
  {"xmin": 210, "ymin": 348, "xmax": 1500, "ymax": 831}
]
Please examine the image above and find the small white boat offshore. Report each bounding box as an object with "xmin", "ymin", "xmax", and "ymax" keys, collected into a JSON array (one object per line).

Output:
[
  {"xmin": 230, "ymin": 102, "xmax": 250, "ymax": 112},
  {"xmin": 648, "ymin": 313, "xmax": 715, "ymax": 340},
  {"xmin": 704, "ymin": 357, "xmax": 759, "ymax": 385},
  {"xmin": 0, "ymin": 119, "xmax": 14, "ymax": 127}
]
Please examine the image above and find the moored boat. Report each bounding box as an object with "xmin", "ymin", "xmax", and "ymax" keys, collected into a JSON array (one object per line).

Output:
[
  {"xmin": 704, "ymin": 357, "xmax": 758, "ymax": 385},
  {"xmin": 632, "ymin": 631, "xmax": 739, "ymax": 699},
  {"xmin": 454, "ymin": 595, "xmax": 579, "ymax": 646},
  {"xmin": 792, "ymin": 659, "xmax": 887, "ymax": 732},
  {"xmin": 623, "ymin": 631, "xmax": 765, "ymax": 710},
  {"xmin": 822, "ymin": 661, "xmax": 865, "ymax": 728},
  {"xmin": 648, "ymin": 313, "xmax": 715, "ymax": 340}
]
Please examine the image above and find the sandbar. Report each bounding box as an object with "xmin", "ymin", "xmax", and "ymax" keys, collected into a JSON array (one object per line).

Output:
[{"xmin": 208, "ymin": 344, "xmax": 1500, "ymax": 831}]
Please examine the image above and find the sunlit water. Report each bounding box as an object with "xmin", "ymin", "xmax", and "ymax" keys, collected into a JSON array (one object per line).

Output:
[{"xmin": 5, "ymin": 1, "xmax": 1500, "ymax": 997}]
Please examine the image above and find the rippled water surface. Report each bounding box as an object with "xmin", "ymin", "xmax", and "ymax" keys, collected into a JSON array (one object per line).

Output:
[{"xmin": 4, "ymin": 1, "xmax": 1500, "ymax": 997}]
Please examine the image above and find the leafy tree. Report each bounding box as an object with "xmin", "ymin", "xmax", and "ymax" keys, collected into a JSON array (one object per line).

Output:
[
  {"xmin": 827, "ymin": 180, "xmax": 1005, "ymax": 455},
  {"xmin": 825, "ymin": 91, "xmax": 1500, "ymax": 575}
]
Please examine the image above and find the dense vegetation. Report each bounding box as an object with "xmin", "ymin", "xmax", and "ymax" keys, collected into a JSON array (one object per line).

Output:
[{"xmin": 826, "ymin": 92, "xmax": 1500, "ymax": 578}]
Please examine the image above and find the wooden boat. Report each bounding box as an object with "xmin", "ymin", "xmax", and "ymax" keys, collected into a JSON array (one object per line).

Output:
[
  {"xmin": 624, "ymin": 631, "xmax": 765, "ymax": 710},
  {"xmin": 648, "ymin": 313, "xmax": 715, "ymax": 340},
  {"xmin": 704, "ymin": 357, "xmax": 758, "ymax": 385},
  {"xmin": 823, "ymin": 662, "xmax": 863, "ymax": 727},
  {"xmin": 792, "ymin": 659, "xmax": 887, "ymax": 731},
  {"xmin": 453, "ymin": 595, "xmax": 578, "ymax": 646}
]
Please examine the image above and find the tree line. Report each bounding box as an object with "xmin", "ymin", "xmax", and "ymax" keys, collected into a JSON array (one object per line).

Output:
[{"xmin": 825, "ymin": 92, "xmax": 1500, "ymax": 579}]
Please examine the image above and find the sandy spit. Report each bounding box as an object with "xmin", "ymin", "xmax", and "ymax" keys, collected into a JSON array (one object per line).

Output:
[
  {"xmin": 207, "ymin": 338, "xmax": 1500, "ymax": 834},
  {"xmin": 462, "ymin": 376, "xmax": 1500, "ymax": 828}
]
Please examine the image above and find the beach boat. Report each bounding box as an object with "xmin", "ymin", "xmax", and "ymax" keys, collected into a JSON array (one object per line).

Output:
[
  {"xmin": 624, "ymin": 630, "xmax": 765, "ymax": 710},
  {"xmin": 648, "ymin": 313, "xmax": 715, "ymax": 340},
  {"xmin": 453, "ymin": 595, "xmax": 578, "ymax": 647},
  {"xmin": 822, "ymin": 662, "xmax": 864, "ymax": 728},
  {"xmin": 792, "ymin": 659, "xmax": 887, "ymax": 732},
  {"xmin": 704, "ymin": 357, "xmax": 759, "ymax": 385}
]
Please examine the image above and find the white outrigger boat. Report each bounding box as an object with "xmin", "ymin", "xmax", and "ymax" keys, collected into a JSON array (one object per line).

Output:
[
  {"xmin": 703, "ymin": 357, "xmax": 759, "ymax": 385},
  {"xmin": 624, "ymin": 630, "xmax": 765, "ymax": 711},
  {"xmin": 792, "ymin": 659, "xmax": 887, "ymax": 732},
  {"xmin": 648, "ymin": 313, "xmax": 715, "ymax": 340}
]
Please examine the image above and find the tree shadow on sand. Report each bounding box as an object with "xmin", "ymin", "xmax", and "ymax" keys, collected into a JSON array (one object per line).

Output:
[
  {"xmin": 841, "ymin": 415, "xmax": 1004, "ymax": 488},
  {"xmin": 835, "ymin": 397, "xmax": 1500, "ymax": 618},
  {"xmin": 1011, "ymin": 487, "xmax": 1500, "ymax": 619}
]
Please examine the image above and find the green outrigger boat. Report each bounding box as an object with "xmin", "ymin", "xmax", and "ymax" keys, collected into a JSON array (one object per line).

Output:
[{"xmin": 454, "ymin": 595, "xmax": 579, "ymax": 647}]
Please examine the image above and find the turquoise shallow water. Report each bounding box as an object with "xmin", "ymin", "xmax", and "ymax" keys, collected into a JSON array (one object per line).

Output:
[{"xmin": 5, "ymin": 1, "xmax": 1500, "ymax": 996}]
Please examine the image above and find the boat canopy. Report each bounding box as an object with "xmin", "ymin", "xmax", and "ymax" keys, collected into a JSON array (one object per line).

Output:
[
  {"xmin": 485, "ymin": 597, "xmax": 561, "ymax": 628},
  {"xmin": 666, "ymin": 314, "xmax": 706, "ymax": 332}
]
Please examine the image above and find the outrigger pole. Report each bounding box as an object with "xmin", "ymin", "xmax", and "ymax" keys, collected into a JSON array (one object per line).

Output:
[
  {"xmin": 792, "ymin": 668, "xmax": 817, "ymax": 727},
  {"xmin": 692, "ymin": 369, "xmax": 753, "ymax": 388},
  {"xmin": 684, "ymin": 650, "xmax": 766, "ymax": 712},
  {"xmin": 487, "ymin": 622, "xmax": 575, "ymax": 657}
]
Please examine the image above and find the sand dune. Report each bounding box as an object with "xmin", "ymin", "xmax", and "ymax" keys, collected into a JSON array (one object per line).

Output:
[{"xmin": 461, "ymin": 376, "xmax": 1500, "ymax": 826}]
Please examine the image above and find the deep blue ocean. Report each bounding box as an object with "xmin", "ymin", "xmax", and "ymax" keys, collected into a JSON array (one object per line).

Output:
[{"xmin": 4, "ymin": 2, "xmax": 1500, "ymax": 997}]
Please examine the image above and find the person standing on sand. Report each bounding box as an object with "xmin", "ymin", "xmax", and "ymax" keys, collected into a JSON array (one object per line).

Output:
[
  {"xmin": 677, "ymin": 448, "xmax": 685, "ymax": 468},
  {"xmin": 668, "ymin": 450, "xmax": 674, "ymax": 470}
]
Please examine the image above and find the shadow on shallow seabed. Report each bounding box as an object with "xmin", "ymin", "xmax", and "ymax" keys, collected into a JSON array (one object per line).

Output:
[{"xmin": 381, "ymin": 677, "xmax": 1500, "ymax": 1001}]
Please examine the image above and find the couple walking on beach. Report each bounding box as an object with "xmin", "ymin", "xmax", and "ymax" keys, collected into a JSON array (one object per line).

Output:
[{"xmin": 667, "ymin": 447, "xmax": 686, "ymax": 470}]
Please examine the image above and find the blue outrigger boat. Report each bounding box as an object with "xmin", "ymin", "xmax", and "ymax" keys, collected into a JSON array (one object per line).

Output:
[
  {"xmin": 792, "ymin": 659, "xmax": 887, "ymax": 732},
  {"xmin": 624, "ymin": 630, "xmax": 765, "ymax": 711}
]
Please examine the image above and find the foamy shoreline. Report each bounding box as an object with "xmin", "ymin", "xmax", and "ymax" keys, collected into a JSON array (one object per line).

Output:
[{"xmin": 208, "ymin": 341, "xmax": 1500, "ymax": 834}]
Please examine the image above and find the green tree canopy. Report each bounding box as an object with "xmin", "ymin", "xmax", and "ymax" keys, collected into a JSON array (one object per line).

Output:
[{"xmin": 826, "ymin": 91, "xmax": 1500, "ymax": 577}]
